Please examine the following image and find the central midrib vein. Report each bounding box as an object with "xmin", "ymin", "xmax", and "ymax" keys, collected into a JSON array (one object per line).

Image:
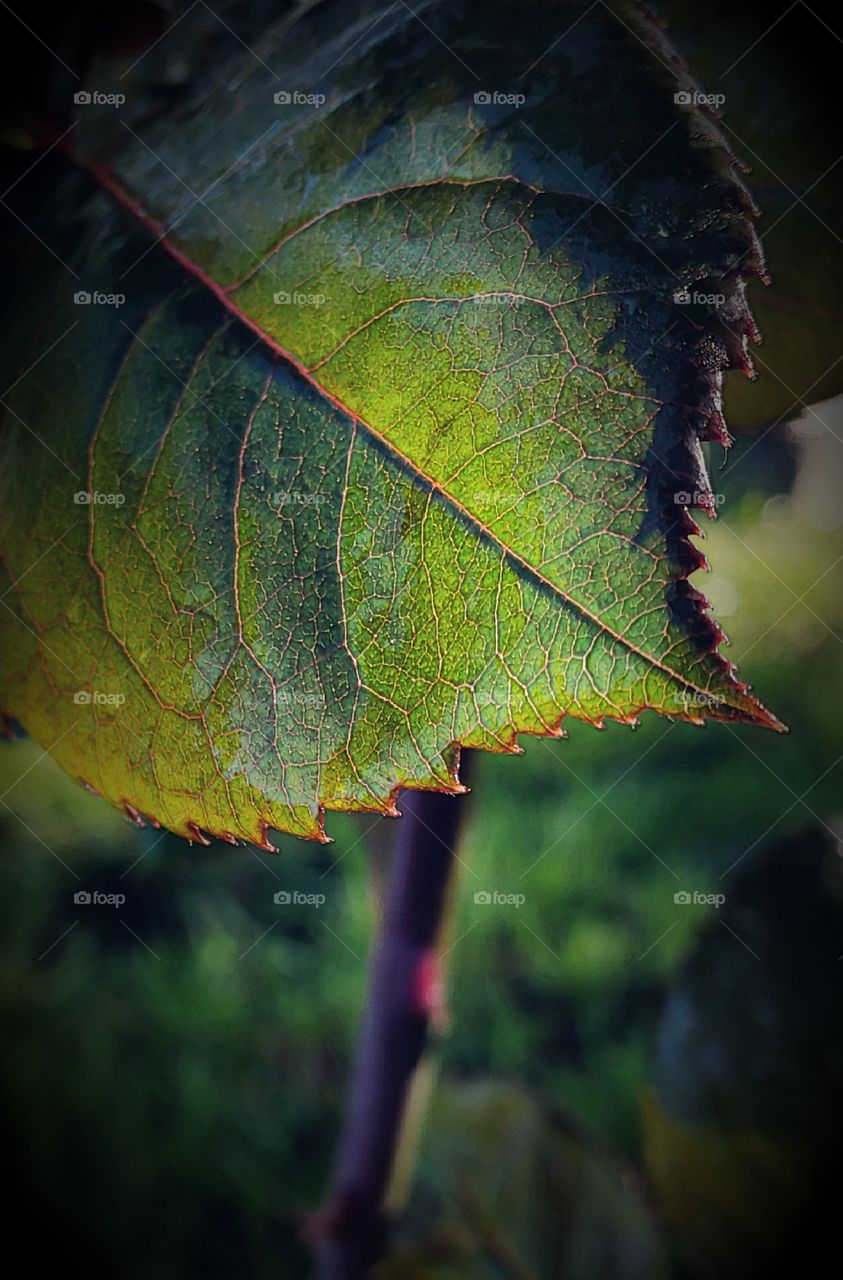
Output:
[{"xmin": 86, "ymin": 158, "xmax": 740, "ymax": 708}]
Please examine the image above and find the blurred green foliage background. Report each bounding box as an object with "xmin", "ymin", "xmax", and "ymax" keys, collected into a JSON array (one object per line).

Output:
[
  {"xmin": 2, "ymin": 409, "xmax": 841, "ymax": 1277},
  {"xmin": 1, "ymin": 5, "xmax": 842, "ymax": 1272}
]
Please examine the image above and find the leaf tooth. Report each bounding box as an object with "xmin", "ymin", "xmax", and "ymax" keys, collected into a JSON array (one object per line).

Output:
[
  {"xmin": 731, "ymin": 219, "xmax": 769, "ymax": 284},
  {"xmin": 667, "ymin": 578, "xmax": 725, "ymax": 653},
  {"xmin": 720, "ymin": 163, "xmax": 763, "ymax": 221},
  {"xmin": 314, "ymin": 807, "xmax": 331, "ymax": 846},
  {"xmin": 721, "ymin": 310, "xmax": 764, "ymax": 368},
  {"xmin": 543, "ymin": 717, "xmax": 568, "ymax": 740},
  {"xmin": 122, "ymin": 802, "xmax": 146, "ymax": 828},
  {"xmin": 671, "ymin": 517, "xmax": 710, "ymax": 575},
  {"xmin": 446, "ymin": 744, "xmax": 471, "ymax": 793},
  {"xmin": 728, "ymin": 331, "xmax": 757, "ymax": 379},
  {"xmin": 720, "ymin": 276, "xmax": 764, "ymax": 342},
  {"xmin": 698, "ymin": 408, "xmax": 731, "ymax": 449},
  {"xmin": 682, "ymin": 581, "xmax": 715, "ymax": 616},
  {"xmin": 512, "ymin": 716, "xmax": 568, "ymax": 744},
  {"xmin": 691, "ymin": 489, "xmax": 719, "ymax": 519},
  {"xmin": 253, "ymin": 822, "xmax": 279, "ymax": 853},
  {"xmin": 691, "ymin": 588, "xmax": 714, "ymax": 616},
  {"xmin": 185, "ymin": 821, "xmax": 212, "ymax": 847}
]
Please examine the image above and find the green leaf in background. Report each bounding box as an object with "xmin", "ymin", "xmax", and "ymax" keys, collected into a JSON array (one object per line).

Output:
[
  {"xmin": 643, "ymin": 827, "xmax": 843, "ymax": 1278},
  {"xmin": 0, "ymin": 0, "xmax": 781, "ymax": 844},
  {"xmin": 376, "ymin": 1080, "xmax": 668, "ymax": 1280}
]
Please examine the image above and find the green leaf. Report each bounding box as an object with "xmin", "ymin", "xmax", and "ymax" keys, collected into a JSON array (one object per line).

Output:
[
  {"xmin": 643, "ymin": 827, "xmax": 843, "ymax": 1277},
  {"xmin": 0, "ymin": 0, "xmax": 781, "ymax": 844},
  {"xmin": 376, "ymin": 1080, "xmax": 669, "ymax": 1280}
]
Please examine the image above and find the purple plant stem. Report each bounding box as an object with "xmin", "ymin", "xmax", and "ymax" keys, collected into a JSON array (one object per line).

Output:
[{"xmin": 313, "ymin": 753, "xmax": 474, "ymax": 1279}]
